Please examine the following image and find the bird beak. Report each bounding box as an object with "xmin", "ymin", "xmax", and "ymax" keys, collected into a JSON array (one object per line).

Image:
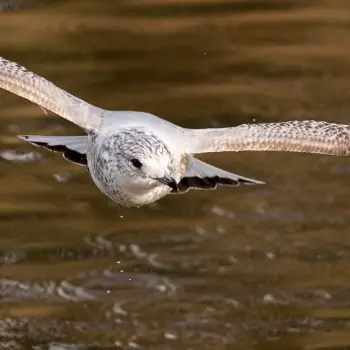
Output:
[{"xmin": 156, "ymin": 176, "xmax": 178, "ymax": 191}]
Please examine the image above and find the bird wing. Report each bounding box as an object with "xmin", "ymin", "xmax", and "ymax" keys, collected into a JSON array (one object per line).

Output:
[
  {"xmin": 186, "ymin": 120, "xmax": 350, "ymax": 156},
  {"xmin": 18, "ymin": 135, "xmax": 88, "ymax": 166},
  {"xmin": 0, "ymin": 56, "xmax": 103, "ymax": 132},
  {"xmin": 171, "ymin": 156, "xmax": 264, "ymax": 194}
]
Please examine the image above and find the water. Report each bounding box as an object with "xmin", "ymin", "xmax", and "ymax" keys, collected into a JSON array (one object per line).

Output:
[{"xmin": 0, "ymin": 1, "xmax": 349, "ymax": 349}]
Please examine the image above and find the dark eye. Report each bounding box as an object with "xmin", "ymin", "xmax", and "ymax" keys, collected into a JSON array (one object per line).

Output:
[{"xmin": 131, "ymin": 158, "xmax": 142, "ymax": 169}]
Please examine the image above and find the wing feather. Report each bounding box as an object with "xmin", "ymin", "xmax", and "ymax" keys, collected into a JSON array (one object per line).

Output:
[
  {"xmin": 188, "ymin": 120, "xmax": 350, "ymax": 156},
  {"xmin": 0, "ymin": 56, "xmax": 103, "ymax": 131},
  {"xmin": 18, "ymin": 135, "xmax": 88, "ymax": 166},
  {"xmin": 172, "ymin": 157, "xmax": 264, "ymax": 194}
]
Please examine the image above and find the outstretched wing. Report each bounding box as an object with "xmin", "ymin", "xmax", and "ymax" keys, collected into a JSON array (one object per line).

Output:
[
  {"xmin": 172, "ymin": 157, "xmax": 264, "ymax": 194},
  {"xmin": 18, "ymin": 135, "xmax": 88, "ymax": 166},
  {"xmin": 0, "ymin": 56, "xmax": 103, "ymax": 132},
  {"xmin": 187, "ymin": 120, "xmax": 350, "ymax": 156}
]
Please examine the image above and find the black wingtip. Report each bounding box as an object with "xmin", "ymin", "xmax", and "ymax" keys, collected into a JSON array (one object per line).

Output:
[
  {"xmin": 16, "ymin": 135, "xmax": 88, "ymax": 166},
  {"xmin": 173, "ymin": 175, "xmax": 266, "ymax": 193}
]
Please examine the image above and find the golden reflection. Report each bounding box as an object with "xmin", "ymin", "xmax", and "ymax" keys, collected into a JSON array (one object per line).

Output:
[{"xmin": 0, "ymin": 0, "xmax": 349, "ymax": 349}]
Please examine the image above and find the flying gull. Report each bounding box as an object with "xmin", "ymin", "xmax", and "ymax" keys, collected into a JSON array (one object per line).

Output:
[{"xmin": 0, "ymin": 57, "xmax": 348, "ymax": 207}]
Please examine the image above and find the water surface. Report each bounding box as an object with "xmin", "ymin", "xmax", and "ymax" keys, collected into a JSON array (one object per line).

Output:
[{"xmin": 0, "ymin": 1, "xmax": 350, "ymax": 349}]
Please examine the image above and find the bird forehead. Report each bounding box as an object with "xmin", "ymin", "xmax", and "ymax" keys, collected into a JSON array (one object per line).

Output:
[{"xmin": 114, "ymin": 129, "xmax": 170, "ymax": 156}]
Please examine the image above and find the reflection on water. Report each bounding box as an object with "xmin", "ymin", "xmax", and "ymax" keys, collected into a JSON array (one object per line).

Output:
[{"xmin": 0, "ymin": 0, "xmax": 350, "ymax": 349}]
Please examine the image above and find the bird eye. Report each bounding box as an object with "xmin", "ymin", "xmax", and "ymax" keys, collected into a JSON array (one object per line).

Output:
[{"xmin": 131, "ymin": 158, "xmax": 142, "ymax": 169}]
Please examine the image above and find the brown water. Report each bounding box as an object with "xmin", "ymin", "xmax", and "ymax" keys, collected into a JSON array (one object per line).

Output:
[{"xmin": 0, "ymin": 1, "xmax": 350, "ymax": 349}]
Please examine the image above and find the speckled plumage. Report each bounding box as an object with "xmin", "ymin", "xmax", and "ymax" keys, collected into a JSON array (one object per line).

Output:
[
  {"xmin": 190, "ymin": 120, "xmax": 350, "ymax": 156},
  {"xmin": 1, "ymin": 56, "xmax": 349, "ymax": 207},
  {"xmin": 87, "ymin": 129, "xmax": 184, "ymax": 207}
]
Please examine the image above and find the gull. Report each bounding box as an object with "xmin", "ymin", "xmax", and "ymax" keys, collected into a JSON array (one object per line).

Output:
[{"xmin": 0, "ymin": 56, "xmax": 349, "ymax": 207}]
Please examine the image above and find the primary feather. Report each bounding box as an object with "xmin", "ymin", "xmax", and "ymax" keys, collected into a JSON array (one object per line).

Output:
[
  {"xmin": 175, "ymin": 157, "xmax": 264, "ymax": 193},
  {"xmin": 0, "ymin": 57, "xmax": 103, "ymax": 131},
  {"xmin": 188, "ymin": 120, "xmax": 350, "ymax": 156},
  {"xmin": 18, "ymin": 135, "xmax": 88, "ymax": 166}
]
